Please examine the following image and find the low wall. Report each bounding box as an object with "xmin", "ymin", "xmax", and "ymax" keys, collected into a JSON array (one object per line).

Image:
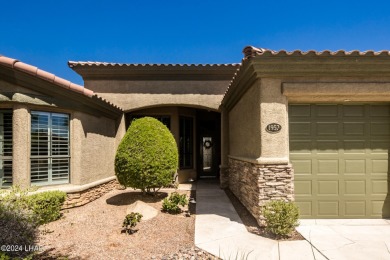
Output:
[
  {"xmin": 228, "ymin": 158, "xmax": 294, "ymax": 226},
  {"xmin": 63, "ymin": 180, "xmax": 122, "ymax": 209}
]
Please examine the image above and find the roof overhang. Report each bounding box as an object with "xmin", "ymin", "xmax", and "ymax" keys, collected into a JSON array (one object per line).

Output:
[{"xmin": 68, "ymin": 62, "xmax": 240, "ymax": 81}]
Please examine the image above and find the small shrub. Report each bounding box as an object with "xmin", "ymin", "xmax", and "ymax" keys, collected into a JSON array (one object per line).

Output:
[
  {"xmin": 115, "ymin": 117, "xmax": 179, "ymax": 195},
  {"xmin": 162, "ymin": 192, "xmax": 188, "ymax": 214},
  {"xmin": 122, "ymin": 212, "xmax": 143, "ymax": 234},
  {"xmin": 0, "ymin": 202, "xmax": 39, "ymax": 259},
  {"xmin": 27, "ymin": 190, "xmax": 66, "ymax": 224},
  {"xmin": 262, "ymin": 200, "xmax": 299, "ymax": 238}
]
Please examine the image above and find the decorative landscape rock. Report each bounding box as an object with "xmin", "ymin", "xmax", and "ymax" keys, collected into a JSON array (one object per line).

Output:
[{"xmin": 126, "ymin": 200, "xmax": 158, "ymax": 221}]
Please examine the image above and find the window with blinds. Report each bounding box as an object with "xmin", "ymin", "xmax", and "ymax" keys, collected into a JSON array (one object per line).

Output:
[
  {"xmin": 31, "ymin": 112, "xmax": 70, "ymax": 185},
  {"xmin": 0, "ymin": 110, "xmax": 13, "ymax": 187}
]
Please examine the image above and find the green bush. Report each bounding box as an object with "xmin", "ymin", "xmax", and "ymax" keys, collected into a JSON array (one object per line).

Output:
[
  {"xmin": 162, "ymin": 192, "xmax": 188, "ymax": 214},
  {"xmin": 115, "ymin": 117, "xmax": 179, "ymax": 194},
  {"xmin": 27, "ymin": 190, "xmax": 66, "ymax": 225},
  {"xmin": 0, "ymin": 202, "xmax": 38, "ymax": 259},
  {"xmin": 122, "ymin": 212, "xmax": 143, "ymax": 234},
  {"xmin": 262, "ymin": 200, "xmax": 300, "ymax": 238}
]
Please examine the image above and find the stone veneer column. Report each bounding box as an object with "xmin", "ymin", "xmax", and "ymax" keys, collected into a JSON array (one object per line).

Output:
[
  {"xmin": 227, "ymin": 78, "xmax": 295, "ymax": 226},
  {"xmin": 12, "ymin": 104, "xmax": 30, "ymax": 188},
  {"xmin": 220, "ymin": 105, "xmax": 229, "ymax": 188}
]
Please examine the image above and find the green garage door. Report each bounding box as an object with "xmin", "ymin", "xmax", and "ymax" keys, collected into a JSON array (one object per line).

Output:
[{"xmin": 290, "ymin": 104, "xmax": 390, "ymax": 218}]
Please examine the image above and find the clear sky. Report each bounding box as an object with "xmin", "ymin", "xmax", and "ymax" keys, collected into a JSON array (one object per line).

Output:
[{"xmin": 2, "ymin": 0, "xmax": 390, "ymax": 85}]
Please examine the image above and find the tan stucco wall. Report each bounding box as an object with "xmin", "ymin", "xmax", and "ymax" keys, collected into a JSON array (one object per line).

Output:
[
  {"xmin": 258, "ymin": 78, "xmax": 289, "ymax": 164},
  {"xmin": 84, "ymin": 80, "xmax": 230, "ymax": 111},
  {"xmin": 283, "ymin": 80, "xmax": 390, "ymax": 103},
  {"xmin": 72, "ymin": 111, "xmax": 117, "ymax": 185},
  {"xmin": 228, "ymin": 80, "xmax": 261, "ymax": 159},
  {"xmin": 12, "ymin": 104, "xmax": 30, "ymax": 188}
]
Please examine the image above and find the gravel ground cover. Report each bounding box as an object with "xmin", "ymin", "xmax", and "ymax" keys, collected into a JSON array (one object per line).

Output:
[{"xmin": 35, "ymin": 188, "xmax": 218, "ymax": 260}]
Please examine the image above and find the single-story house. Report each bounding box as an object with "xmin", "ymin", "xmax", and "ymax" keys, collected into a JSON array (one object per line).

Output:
[{"xmin": 1, "ymin": 46, "xmax": 389, "ymax": 224}]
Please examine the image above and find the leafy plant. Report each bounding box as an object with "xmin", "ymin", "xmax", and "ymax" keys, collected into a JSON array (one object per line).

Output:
[
  {"xmin": 262, "ymin": 200, "xmax": 300, "ymax": 238},
  {"xmin": 0, "ymin": 199, "xmax": 38, "ymax": 259},
  {"xmin": 26, "ymin": 190, "xmax": 66, "ymax": 224},
  {"xmin": 122, "ymin": 212, "xmax": 143, "ymax": 234},
  {"xmin": 162, "ymin": 192, "xmax": 188, "ymax": 214},
  {"xmin": 115, "ymin": 117, "xmax": 179, "ymax": 195}
]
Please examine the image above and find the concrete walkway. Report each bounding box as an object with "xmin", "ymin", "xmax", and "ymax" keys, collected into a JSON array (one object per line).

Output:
[
  {"xmin": 194, "ymin": 180, "xmax": 324, "ymax": 260},
  {"xmin": 194, "ymin": 180, "xmax": 390, "ymax": 260},
  {"xmin": 297, "ymin": 219, "xmax": 390, "ymax": 260}
]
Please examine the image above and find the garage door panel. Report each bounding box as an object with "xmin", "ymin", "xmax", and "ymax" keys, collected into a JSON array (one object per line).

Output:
[
  {"xmin": 344, "ymin": 180, "xmax": 366, "ymax": 195},
  {"xmin": 318, "ymin": 201, "xmax": 339, "ymax": 217},
  {"xmin": 290, "ymin": 104, "xmax": 390, "ymax": 218},
  {"xmin": 295, "ymin": 180, "xmax": 312, "ymax": 195},
  {"xmin": 344, "ymin": 140, "xmax": 366, "ymax": 153},
  {"xmin": 344, "ymin": 159, "xmax": 366, "ymax": 174},
  {"xmin": 371, "ymin": 122, "xmax": 390, "ymax": 136},
  {"xmin": 343, "ymin": 122, "xmax": 366, "ymax": 136},
  {"xmin": 371, "ymin": 180, "xmax": 387, "ymax": 195},
  {"xmin": 372, "ymin": 201, "xmax": 385, "ymax": 216},
  {"xmin": 317, "ymin": 160, "xmax": 339, "ymax": 174},
  {"xmin": 290, "ymin": 140, "xmax": 312, "ymax": 153},
  {"xmin": 316, "ymin": 122, "xmax": 338, "ymax": 135},
  {"xmin": 318, "ymin": 180, "xmax": 339, "ymax": 195},
  {"xmin": 291, "ymin": 159, "xmax": 312, "ymax": 175},
  {"xmin": 345, "ymin": 201, "xmax": 366, "ymax": 217},
  {"xmin": 317, "ymin": 141, "xmax": 339, "ymax": 153},
  {"xmin": 370, "ymin": 141, "xmax": 389, "ymax": 153},
  {"xmin": 290, "ymin": 104, "xmax": 311, "ymax": 117},
  {"xmin": 371, "ymin": 160, "xmax": 388, "ymax": 175},
  {"xmin": 290, "ymin": 122, "xmax": 311, "ymax": 136},
  {"xmin": 370, "ymin": 105, "xmax": 390, "ymax": 116},
  {"xmin": 343, "ymin": 105, "xmax": 365, "ymax": 117},
  {"xmin": 316, "ymin": 105, "xmax": 338, "ymax": 117},
  {"xmin": 296, "ymin": 201, "xmax": 312, "ymax": 217}
]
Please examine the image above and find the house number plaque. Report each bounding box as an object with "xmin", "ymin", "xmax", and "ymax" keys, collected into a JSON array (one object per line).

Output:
[{"xmin": 266, "ymin": 123, "xmax": 281, "ymax": 133}]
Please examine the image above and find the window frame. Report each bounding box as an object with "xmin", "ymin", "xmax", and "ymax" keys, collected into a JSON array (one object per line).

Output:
[
  {"xmin": 30, "ymin": 111, "xmax": 70, "ymax": 186},
  {"xmin": 0, "ymin": 110, "xmax": 13, "ymax": 187},
  {"xmin": 179, "ymin": 116, "xmax": 194, "ymax": 169}
]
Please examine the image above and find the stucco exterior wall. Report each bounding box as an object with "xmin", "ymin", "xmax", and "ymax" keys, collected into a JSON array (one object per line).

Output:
[
  {"xmin": 72, "ymin": 111, "xmax": 117, "ymax": 185},
  {"xmin": 12, "ymin": 104, "xmax": 30, "ymax": 188},
  {"xmin": 228, "ymin": 80, "xmax": 261, "ymax": 159},
  {"xmin": 85, "ymin": 80, "xmax": 230, "ymax": 111}
]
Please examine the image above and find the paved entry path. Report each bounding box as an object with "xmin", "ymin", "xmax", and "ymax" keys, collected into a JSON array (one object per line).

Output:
[
  {"xmin": 194, "ymin": 180, "xmax": 325, "ymax": 260},
  {"xmin": 297, "ymin": 219, "xmax": 390, "ymax": 260},
  {"xmin": 194, "ymin": 180, "xmax": 390, "ymax": 260}
]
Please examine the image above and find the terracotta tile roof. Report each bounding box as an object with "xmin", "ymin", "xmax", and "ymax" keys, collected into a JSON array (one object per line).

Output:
[
  {"xmin": 0, "ymin": 55, "xmax": 122, "ymax": 111},
  {"xmin": 68, "ymin": 61, "xmax": 240, "ymax": 68},
  {"xmin": 221, "ymin": 46, "xmax": 390, "ymax": 106},
  {"xmin": 242, "ymin": 46, "xmax": 390, "ymax": 59}
]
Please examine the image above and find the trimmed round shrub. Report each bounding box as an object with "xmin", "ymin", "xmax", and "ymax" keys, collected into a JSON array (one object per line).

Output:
[
  {"xmin": 263, "ymin": 200, "xmax": 300, "ymax": 238},
  {"xmin": 115, "ymin": 117, "xmax": 178, "ymax": 194}
]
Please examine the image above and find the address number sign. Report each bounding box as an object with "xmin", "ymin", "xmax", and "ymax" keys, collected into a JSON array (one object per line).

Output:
[{"xmin": 266, "ymin": 123, "xmax": 282, "ymax": 133}]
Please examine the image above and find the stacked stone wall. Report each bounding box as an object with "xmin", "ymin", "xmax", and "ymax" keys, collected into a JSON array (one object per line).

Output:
[
  {"xmin": 63, "ymin": 180, "xmax": 122, "ymax": 209},
  {"xmin": 228, "ymin": 158, "xmax": 294, "ymax": 226}
]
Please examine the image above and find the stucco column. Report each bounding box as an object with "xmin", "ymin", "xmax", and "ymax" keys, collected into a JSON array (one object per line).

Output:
[
  {"xmin": 220, "ymin": 105, "xmax": 229, "ymax": 188},
  {"xmin": 71, "ymin": 113, "xmax": 82, "ymax": 185},
  {"xmin": 257, "ymin": 78, "xmax": 289, "ymax": 164},
  {"xmin": 12, "ymin": 104, "xmax": 30, "ymax": 188}
]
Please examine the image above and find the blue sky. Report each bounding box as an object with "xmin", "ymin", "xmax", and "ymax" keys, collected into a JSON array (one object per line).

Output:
[{"xmin": 2, "ymin": 0, "xmax": 390, "ymax": 85}]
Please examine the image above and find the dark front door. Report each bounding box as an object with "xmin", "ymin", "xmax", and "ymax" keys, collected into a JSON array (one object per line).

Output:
[{"xmin": 197, "ymin": 111, "xmax": 221, "ymax": 178}]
